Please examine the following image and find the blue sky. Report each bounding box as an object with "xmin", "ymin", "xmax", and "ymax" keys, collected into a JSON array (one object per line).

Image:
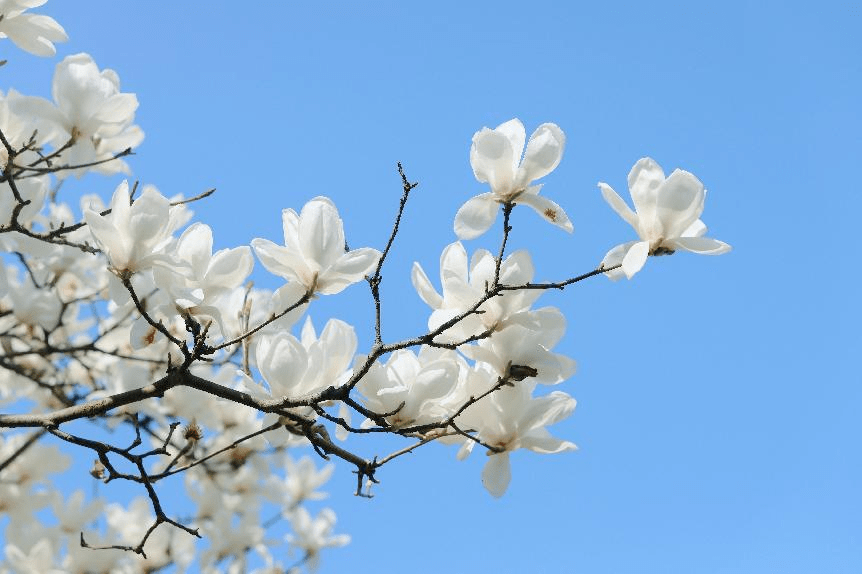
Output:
[{"xmin": 3, "ymin": 1, "xmax": 861, "ymax": 572}]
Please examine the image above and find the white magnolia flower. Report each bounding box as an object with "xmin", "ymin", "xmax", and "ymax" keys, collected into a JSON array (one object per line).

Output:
[
  {"xmin": 461, "ymin": 316, "xmax": 576, "ymax": 386},
  {"xmin": 252, "ymin": 196, "xmax": 380, "ymax": 296},
  {"xmin": 455, "ymin": 118, "xmax": 571, "ymax": 239},
  {"xmin": 244, "ymin": 318, "xmax": 357, "ymax": 443},
  {"xmin": 0, "ymin": 0, "xmax": 67, "ymax": 57},
  {"xmin": 411, "ymin": 241, "xmax": 542, "ymax": 342},
  {"xmin": 457, "ymin": 380, "xmax": 577, "ymax": 498},
  {"xmin": 599, "ymin": 157, "xmax": 731, "ymax": 279},
  {"xmin": 357, "ymin": 347, "xmax": 460, "ymax": 428},
  {"xmin": 285, "ymin": 507, "xmax": 350, "ymax": 572},
  {"xmin": 84, "ymin": 180, "xmax": 177, "ymax": 273},
  {"xmin": 13, "ymin": 53, "xmax": 143, "ymax": 176},
  {"xmin": 281, "ymin": 455, "xmax": 334, "ymax": 506},
  {"xmin": 153, "ymin": 222, "xmax": 253, "ymax": 334}
]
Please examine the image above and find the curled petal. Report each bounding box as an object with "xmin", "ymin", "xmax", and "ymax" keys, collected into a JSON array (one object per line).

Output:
[{"xmin": 669, "ymin": 236, "xmax": 732, "ymax": 255}]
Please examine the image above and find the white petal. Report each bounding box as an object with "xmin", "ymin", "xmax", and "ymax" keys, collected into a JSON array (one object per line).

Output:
[
  {"xmin": 206, "ymin": 246, "xmax": 254, "ymax": 289},
  {"xmin": 470, "ymin": 128, "xmax": 517, "ymax": 195},
  {"xmin": 176, "ymin": 222, "xmax": 213, "ymax": 278},
  {"xmin": 251, "ymin": 238, "xmax": 306, "ymax": 284},
  {"xmin": 520, "ymin": 430, "xmax": 578, "ymax": 455},
  {"xmin": 298, "ymin": 197, "xmax": 345, "ymax": 270},
  {"xmin": 454, "ymin": 193, "xmax": 498, "ymax": 240},
  {"xmin": 516, "ymin": 123, "xmax": 565, "ymax": 188},
  {"xmin": 410, "ymin": 262, "xmax": 443, "ymax": 308},
  {"xmin": 627, "ymin": 157, "xmax": 664, "ymax": 237},
  {"xmin": 494, "ymin": 118, "xmax": 527, "ymax": 174},
  {"xmin": 481, "ymin": 452, "xmax": 512, "ymax": 498},
  {"xmin": 622, "ymin": 240, "xmax": 650, "ymax": 278},
  {"xmin": 668, "ymin": 236, "xmax": 732, "ymax": 255},
  {"xmin": 599, "ymin": 182, "xmax": 638, "ymax": 229},
  {"xmin": 656, "ymin": 169, "xmax": 705, "ymax": 239},
  {"xmin": 85, "ymin": 209, "xmax": 127, "ymax": 269},
  {"xmin": 439, "ymin": 241, "xmax": 469, "ymax": 287},
  {"xmin": 682, "ymin": 219, "xmax": 707, "ymax": 237},
  {"xmin": 317, "ymin": 248, "xmax": 381, "ymax": 295},
  {"xmin": 600, "ymin": 242, "xmax": 635, "ymax": 281},
  {"xmin": 515, "ymin": 191, "xmax": 573, "ymax": 233},
  {"xmin": 627, "ymin": 157, "xmax": 665, "ymax": 215}
]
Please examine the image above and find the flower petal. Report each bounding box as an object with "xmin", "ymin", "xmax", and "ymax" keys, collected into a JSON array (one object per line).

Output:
[
  {"xmin": 515, "ymin": 190, "xmax": 573, "ymax": 233},
  {"xmin": 470, "ymin": 128, "xmax": 517, "ymax": 195},
  {"xmin": 454, "ymin": 193, "xmax": 498, "ymax": 240},
  {"xmin": 316, "ymin": 248, "xmax": 381, "ymax": 295},
  {"xmin": 668, "ymin": 236, "xmax": 731, "ymax": 255},
  {"xmin": 627, "ymin": 157, "xmax": 665, "ymax": 231},
  {"xmin": 410, "ymin": 262, "xmax": 443, "ymax": 308},
  {"xmin": 251, "ymin": 238, "xmax": 306, "ymax": 283},
  {"xmin": 599, "ymin": 182, "xmax": 638, "ymax": 229},
  {"xmin": 298, "ymin": 197, "xmax": 345, "ymax": 270},
  {"xmin": 516, "ymin": 123, "xmax": 565, "ymax": 188},
  {"xmin": 656, "ymin": 169, "xmax": 705, "ymax": 239},
  {"xmin": 622, "ymin": 240, "xmax": 650, "ymax": 278},
  {"xmin": 481, "ymin": 452, "xmax": 512, "ymax": 498}
]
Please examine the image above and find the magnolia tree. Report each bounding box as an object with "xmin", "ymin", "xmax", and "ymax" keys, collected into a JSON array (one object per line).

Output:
[{"xmin": 0, "ymin": 2, "xmax": 731, "ymax": 573}]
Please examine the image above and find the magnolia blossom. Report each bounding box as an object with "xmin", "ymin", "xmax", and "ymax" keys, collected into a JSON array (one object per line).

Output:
[
  {"xmin": 456, "ymin": 380, "xmax": 577, "ymax": 497},
  {"xmin": 285, "ymin": 507, "xmax": 350, "ymax": 572},
  {"xmin": 461, "ymin": 316, "xmax": 576, "ymax": 386},
  {"xmin": 244, "ymin": 318, "xmax": 357, "ymax": 444},
  {"xmin": 13, "ymin": 53, "xmax": 143, "ymax": 176},
  {"xmin": 153, "ymin": 222, "xmax": 253, "ymax": 334},
  {"xmin": 252, "ymin": 196, "xmax": 380, "ymax": 296},
  {"xmin": 599, "ymin": 157, "xmax": 731, "ymax": 279},
  {"xmin": 412, "ymin": 241, "xmax": 542, "ymax": 341},
  {"xmin": 357, "ymin": 347, "xmax": 459, "ymax": 428},
  {"xmin": 84, "ymin": 180, "xmax": 176, "ymax": 273},
  {"xmin": 0, "ymin": 0, "xmax": 67, "ymax": 56},
  {"xmin": 455, "ymin": 118, "xmax": 571, "ymax": 239}
]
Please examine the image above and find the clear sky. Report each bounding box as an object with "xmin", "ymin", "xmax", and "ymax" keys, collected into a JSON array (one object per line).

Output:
[{"xmin": 3, "ymin": 1, "xmax": 861, "ymax": 573}]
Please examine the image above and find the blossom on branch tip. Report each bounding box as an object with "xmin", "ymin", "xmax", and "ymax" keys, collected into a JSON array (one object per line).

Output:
[
  {"xmin": 153, "ymin": 222, "xmax": 253, "ymax": 334},
  {"xmin": 251, "ymin": 196, "xmax": 380, "ymax": 296},
  {"xmin": 599, "ymin": 157, "xmax": 731, "ymax": 280},
  {"xmin": 455, "ymin": 118, "xmax": 571, "ymax": 239},
  {"xmin": 12, "ymin": 53, "xmax": 143, "ymax": 177}
]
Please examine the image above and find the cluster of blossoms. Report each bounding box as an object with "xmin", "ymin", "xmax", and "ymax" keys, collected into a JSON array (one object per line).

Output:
[{"xmin": 0, "ymin": 3, "xmax": 730, "ymax": 573}]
